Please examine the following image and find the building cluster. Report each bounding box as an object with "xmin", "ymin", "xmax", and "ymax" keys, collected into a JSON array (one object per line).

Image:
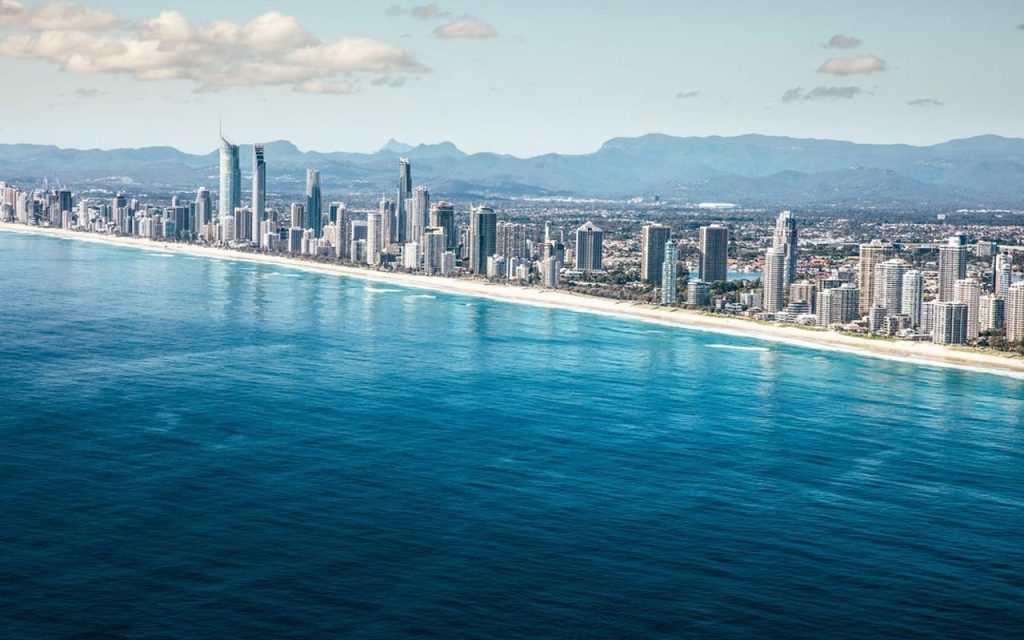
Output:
[{"xmin": 3, "ymin": 133, "xmax": 1023, "ymax": 352}]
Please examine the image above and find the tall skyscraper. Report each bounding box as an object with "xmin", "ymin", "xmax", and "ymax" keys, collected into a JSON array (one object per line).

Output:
[
  {"xmin": 816, "ymin": 284, "xmax": 860, "ymax": 327},
  {"xmin": 1007, "ymin": 282, "xmax": 1024, "ymax": 344},
  {"xmin": 290, "ymin": 203, "xmax": 305, "ymax": 229},
  {"xmin": 305, "ymin": 169, "xmax": 322, "ymax": 238},
  {"xmin": 410, "ymin": 186, "xmax": 429, "ymax": 244},
  {"xmin": 698, "ymin": 224, "xmax": 728, "ymax": 283},
  {"xmin": 395, "ymin": 158, "xmax": 412, "ymax": 243},
  {"xmin": 218, "ymin": 134, "xmax": 241, "ymax": 221},
  {"xmin": 933, "ymin": 301, "xmax": 969, "ymax": 345},
  {"xmin": 468, "ymin": 206, "xmax": 497, "ymax": 275},
  {"xmin": 366, "ymin": 212, "xmax": 383, "ymax": 265},
  {"xmin": 422, "ymin": 229, "xmax": 445, "ymax": 275},
  {"xmin": 430, "ymin": 202, "xmax": 457, "ymax": 251},
  {"xmin": 661, "ymin": 241, "xmax": 678, "ymax": 305},
  {"xmin": 574, "ymin": 221, "xmax": 603, "ymax": 271},
  {"xmin": 979, "ymin": 295, "xmax": 1005, "ymax": 332},
  {"xmin": 874, "ymin": 258, "xmax": 907, "ymax": 315},
  {"xmin": 901, "ymin": 270, "xmax": 924, "ymax": 328},
  {"xmin": 858, "ymin": 240, "xmax": 894, "ymax": 314},
  {"xmin": 194, "ymin": 187, "xmax": 212, "ymax": 237},
  {"xmin": 953, "ymin": 278, "xmax": 982, "ymax": 340},
  {"xmin": 252, "ymin": 144, "xmax": 266, "ymax": 247},
  {"xmin": 496, "ymin": 221, "xmax": 527, "ymax": 260},
  {"xmin": 937, "ymin": 236, "xmax": 968, "ymax": 302},
  {"xmin": 763, "ymin": 246, "xmax": 787, "ymax": 313},
  {"xmin": 995, "ymin": 252, "xmax": 1013, "ymax": 298},
  {"xmin": 641, "ymin": 223, "xmax": 671, "ymax": 285},
  {"xmin": 772, "ymin": 211, "xmax": 798, "ymax": 286}
]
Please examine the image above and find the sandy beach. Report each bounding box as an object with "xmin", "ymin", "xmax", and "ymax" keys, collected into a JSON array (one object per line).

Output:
[{"xmin": 4, "ymin": 221, "xmax": 1024, "ymax": 378}]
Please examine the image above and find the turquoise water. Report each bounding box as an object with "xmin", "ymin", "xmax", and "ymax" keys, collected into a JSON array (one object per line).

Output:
[{"xmin": 1, "ymin": 230, "xmax": 1023, "ymax": 639}]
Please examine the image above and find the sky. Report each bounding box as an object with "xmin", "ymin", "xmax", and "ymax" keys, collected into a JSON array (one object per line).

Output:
[{"xmin": 1, "ymin": 0, "xmax": 1022, "ymax": 156}]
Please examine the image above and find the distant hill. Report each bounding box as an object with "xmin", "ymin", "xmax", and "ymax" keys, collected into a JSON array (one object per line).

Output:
[{"xmin": 1, "ymin": 133, "xmax": 1023, "ymax": 209}]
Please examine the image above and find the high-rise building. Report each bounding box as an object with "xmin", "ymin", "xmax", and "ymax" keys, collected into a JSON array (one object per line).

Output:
[
  {"xmin": 858, "ymin": 240, "xmax": 894, "ymax": 314},
  {"xmin": 816, "ymin": 284, "xmax": 860, "ymax": 327},
  {"xmin": 218, "ymin": 134, "xmax": 241, "ymax": 221},
  {"xmin": 366, "ymin": 212, "xmax": 383, "ymax": 265},
  {"xmin": 641, "ymin": 223, "xmax": 671, "ymax": 285},
  {"xmin": 395, "ymin": 158, "xmax": 412, "ymax": 243},
  {"xmin": 497, "ymin": 222, "xmax": 528, "ymax": 261},
  {"xmin": 698, "ymin": 224, "xmax": 728, "ymax": 283},
  {"xmin": 661, "ymin": 241, "xmax": 678, "ymax": 305},
  {"xmin": 789, "ymin": 282, "xmax": 818, "ymax": 314},
  {"xmin": 1006, "ymin": 282, "xmax": 1024, "ymax": 344},
  {"xmin": 937, "ymin": 236, "xmax": 967, "ymax": 302},
  {"xmin": 688, "ymin": 281, "xmax": 711, "ymax": 307},
  {"xmin": 430, "ymin": 202, "xmax": 457, "ymax": 251},
  {"xmin": 305, "ymin": 169, "xmax": 322, "ymax": 238},
  {"xmin": 574, "ymin": 221, "xmax": 603, "ymax": 271},
  {"xmin": 195, "ymin": 187, "xmax": 212, "ymax": 238},
  {"xmin": 994, "ymin": 253, "xmax": 1013, "ymax": 297},
  {"xmin": 410, "ymin": 187, "xmax": 429, "ymax": 244},
  {"xmin": 252, "ymin": 144, "xmax": 266, "ymax": 247},
  {"xmin": 874, "ymin": 258, "xmax": 907, "ymax": 315},
  {"xmin": 772, "ymin": 211, "xmax": 798, "ymax": 286},
  {"xmin": 422, "ymin": 228, "xmax": 445, "ymax": 275},
  {"xmin": 933, "ymin": 301, "xmax": 969, "ymax": 345},
  {"xmin": 901, "ymin": 270, "xmax": 924, "ymax": 328},
  {"xmin": 953, "ymin": 278, "xmax": 981, "ymax": 340},
  {"xmin": 468, "ymin": 206, "xmax": 497, "ymax": 275},
  {"xmin": 763, "ymin": 246, "xmax": 786, "ymax": 313},
  {"xmin": 290, "ymin": 203, "xmax": 305, "ymax": 230},
  {"xmin": 979, "ymin": 295, "xmax": 1005, "ymax": 332}
]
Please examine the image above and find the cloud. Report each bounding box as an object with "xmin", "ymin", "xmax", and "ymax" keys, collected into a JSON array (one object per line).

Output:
[
  {"xmin": 0, "ymin": 7, "xmax": 424, "ymax": 94},
  {"xmin": 675, "ymin": 90, "xmax": 700, "ymax": 99},
  {"xmin": 908, "ymin": 98, "xmax": 943, "ymax": 107},
  {"xmin": 0, "ymin": 0, "xmax": 119, "ymax": 31},
  {"xmin": 825, "ymin": 34, "xmax": 862, "ymax": 49},
  {"xmin": 818, "ymin": 54, "xmax": 887, "ymax": 75},
  {"xmin": 433, "ymin": 18, "xmax": 497, "ymax": 39},
  {"xmin": 71, "ymin": 87, "xmax": 102, "ymax": 98},
  {"xmin": 782, "ymin": 86, "xmax": 862, "ymax": 102},
  {"xmin": 371, "ymin": 75, "xmax": 407, "ymax": 87},
  {"xmin": 297, "ymin": 79, "xmax": 354, "ymax": 95},
  {"xmin": 386, "ymin": 4, "xmax": 450, "ymax": 19}
]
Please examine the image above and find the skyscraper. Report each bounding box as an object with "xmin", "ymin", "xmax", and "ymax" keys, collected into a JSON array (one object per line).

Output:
[
  {"xmin": 817, "ymin": 284, "xmax": 860, "ymax": 327},
  {"xmin": 430, "ymin": 201, "xmax": 457, "ymax": 251},
  {"xmin": 469, "ymin": 206, "xmax": 497, "ymax": 275},
  {"xmin": 306, "ymin": 169, "xmax": 322, "ymax": 238},
  {"xmin": 858, "ymin": 240, "xmax": 894, "ymax": 314},
  {"xmin": 290, "ymin": 203, "xmax": 305, "ymax": 229},
  {"xmin": 901, "ymin": 270, "xmax": 924, "ymax": 328},
  {"xmin": 698, "ymin": 224, "xmax": 728, "ymax": 283},
  {"xmin": 411, "ymin": 187, "xmax": 429, "ymax": 244},
  {"xmin": 937, "ymin": 236, "xmax": 967, "ymax": 302},
  {"xmin": 1007, "ymin": 282, "xmax": 1024, "ymax": 344},
  {"xmin": 933, "ymin": 302, "xmax": 969, "ymax": 345},
  {"xmin": 496, "ymin": 221, "xmax": 528, "ymax": 260},
  {"xmin": 194, "ymin": 187, "xmax": 212, "ymax": 238},
  {"xmin": 661, "ymin": 241, "xmax": 678, "ymax": 305},
  {"xmin": 366, "ymin": 212, "xmax": 383, "ymax": 265},
  {"xmin": 574, "ymin": 221, "xmax": 603, "ymax": 271},
  {"xmin": 641, "ymin": 223, "xmax": 671, "ymax": 285},
  {"xmin": 995, "ymin": 252, "xmax": 1013, "ymax": 298},
  {"xmin": 763, "ymin": 247, "xmax": 787, "ymax": 313},
  {"xmin": 252, "ymin": 144, "xmax": 266, "ymax": 247},
  {"xmin": 772, "ymin": 211, "xmax": 798, "ymax": 286},
  {"xmin": 218, "ymin": 134, "xmax": 241, "ymax": 221},
  {"xmin": 874, "ymin": 258, "xmax": 907, "ymax": 315},
  {"xmin": 953, "ymin": 278, "xmax": 981, "ymax": 341},
  {"xmin": 396, "ymin": 158, "xmax": 412, "ymax": 243}
]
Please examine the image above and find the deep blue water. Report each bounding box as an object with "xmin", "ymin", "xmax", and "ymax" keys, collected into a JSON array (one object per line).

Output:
[{"xmin": 1, "ymin": 230, "xmax": 1023, "ymax": 639}]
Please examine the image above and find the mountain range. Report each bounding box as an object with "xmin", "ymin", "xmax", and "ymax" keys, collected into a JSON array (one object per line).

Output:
[{"xmin": 1, "ymin": 133, "xmax": 1023, "ymax": 210}]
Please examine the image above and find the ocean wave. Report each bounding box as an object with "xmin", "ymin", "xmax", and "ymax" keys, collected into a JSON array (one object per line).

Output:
[{"xmin": 708, "ymin": 344, "xmax": 770, "ymax": 352}]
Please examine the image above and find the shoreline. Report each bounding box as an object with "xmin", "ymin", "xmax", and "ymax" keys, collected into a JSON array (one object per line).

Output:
[{"xmin": 4, "ymin": 221, "xmax": 1024, "ymax": 379}]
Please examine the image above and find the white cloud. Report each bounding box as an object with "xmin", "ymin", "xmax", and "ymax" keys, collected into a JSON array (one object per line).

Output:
[
  {"xmin": 818, "ymin": 54, "xmax": 887, "ymax": 75},
  {"xmin": 0, "ymin": 0, "xmax": 119, "ymax": 31},
  {"xmin": 826, "ymin": 34, "xmax": 862, "ymax": 49},
  {"xmin": 433, "ymin": 18, "xmax": 497, "ymax": 39},
  {"xmin": 908, "ymin": 98, "xmax": 943, "ymax": 107},
  {"xmin": 782, "ymin": 86, "xmax": 862, "ymax": 102},
  {"xmin": 675, "ymin": 90, "xmax": 700, "ymax": 99},
  {"xmin": 387, "ymin": 4, "xmax": 450, "ymax": 20},
  {"xmin": 0, "ymin": 6, "xmax": 424, "ymax": 94}
]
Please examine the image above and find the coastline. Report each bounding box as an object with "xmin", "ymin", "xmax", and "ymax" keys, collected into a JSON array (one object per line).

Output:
[{"xmin": 4, "ymin": 221, "xmax": 1024, "ymax": 379}]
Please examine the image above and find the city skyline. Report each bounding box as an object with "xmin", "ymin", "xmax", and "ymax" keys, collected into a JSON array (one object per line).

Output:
[{"xmin": 1, "ymin": 1, "xmax": 1023, "ymax": 155}]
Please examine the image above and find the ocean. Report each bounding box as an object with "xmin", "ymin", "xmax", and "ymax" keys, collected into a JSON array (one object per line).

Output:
[{"xmin": 1, "ymin": 230, "xmax": 1023, "ymax": 639}]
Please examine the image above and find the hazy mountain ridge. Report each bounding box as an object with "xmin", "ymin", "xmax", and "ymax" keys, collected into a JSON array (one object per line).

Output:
[{"xmin": 1, "ymin": 134, "xmax": 1023, "ymax": 208}]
